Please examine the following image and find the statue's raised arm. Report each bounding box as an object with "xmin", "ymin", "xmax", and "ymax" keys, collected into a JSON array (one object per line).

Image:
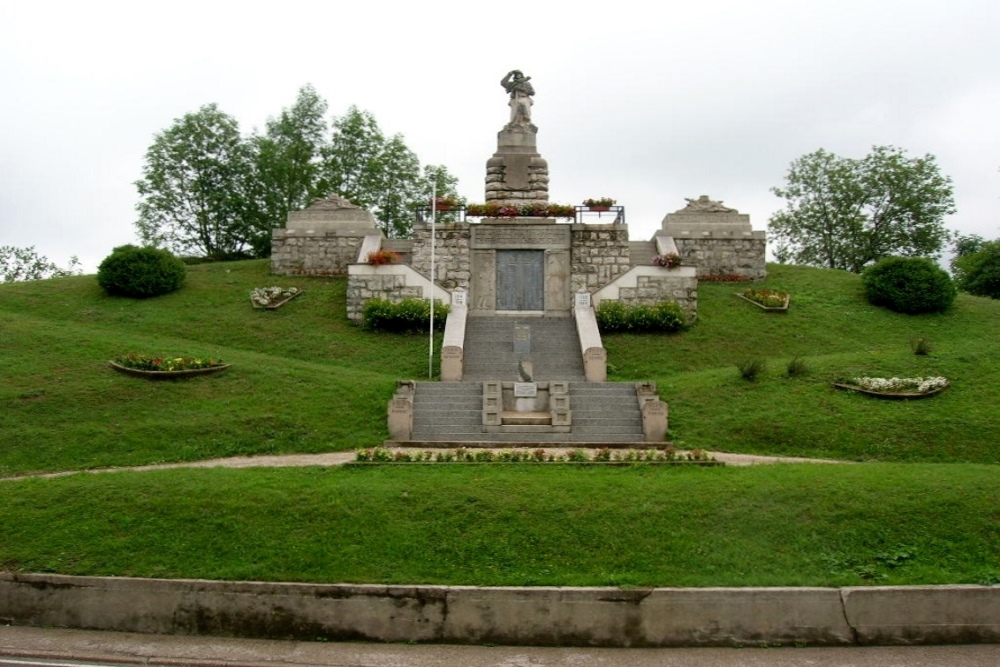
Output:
[{"xmin": 500, "ymin": 69, "xmax": 534, "ymax": 127}]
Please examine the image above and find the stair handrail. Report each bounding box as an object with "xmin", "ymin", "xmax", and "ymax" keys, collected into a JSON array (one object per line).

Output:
[
  {"xmin": 573, "ymin": 303, "xmax": 607, "ymax": 382},
  {"xmin": 440, "ymin": 292, "xmax": 468, "ymax": 381}
]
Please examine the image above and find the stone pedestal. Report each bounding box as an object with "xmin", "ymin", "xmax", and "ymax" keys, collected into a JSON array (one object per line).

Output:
[{"xmin": 485, "ymin": 126, "xmax": 549, "ymax": 206}]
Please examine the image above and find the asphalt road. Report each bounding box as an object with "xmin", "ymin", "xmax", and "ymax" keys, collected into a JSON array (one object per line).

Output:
[{"xmin": 2, "ymin": 627, "xmax": 998, "ymax": 667}]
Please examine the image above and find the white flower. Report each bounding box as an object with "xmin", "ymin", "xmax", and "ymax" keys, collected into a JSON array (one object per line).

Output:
[{"xmin": 851, "ymin": 376, "xmax": 947, "ymax": 394}]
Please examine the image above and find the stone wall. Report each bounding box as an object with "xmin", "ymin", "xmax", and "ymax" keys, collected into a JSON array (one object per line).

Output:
[
  {"xmin": 672, "ymin": 234, "xmax": 767, "ymax": 280},
  {"xmin": 570, "ymin": 224, "xmax": 632, "ymax": 293},
  {"xmin": 410, "ymin": 223, "xmax": 472, "ymax": 289},
  {"xmin": 345, "ymin": 273, "xmax": 424, "ymax": 322},
  {"xmin": 271, "ymin": 230, "xmax": 368, "ymax": 276},
  {"xmin": 616, "ymin": 272, "xmax": 699, "ymax": 321}
]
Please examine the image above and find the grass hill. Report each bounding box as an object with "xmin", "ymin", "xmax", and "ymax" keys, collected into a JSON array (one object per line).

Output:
[
  {"xmin": 2, "ymin": 260, "xmax": 996, "ymax": 475},
  {"xmin": 0, "ymin": 260, "xmax": 997, "ymax": 587}
]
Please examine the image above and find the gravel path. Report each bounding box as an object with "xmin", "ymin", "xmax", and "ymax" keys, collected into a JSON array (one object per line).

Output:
[{"xmin": 2, "ymin": 449, "xmax": 847, "ymax": 482}]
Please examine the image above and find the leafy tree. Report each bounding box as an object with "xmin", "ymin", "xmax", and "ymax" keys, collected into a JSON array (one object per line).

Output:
[
  {"xmin": 245, "ymin": 85, "xmax": 330, "ymax": 255},
  {"xmin": 322, "ymin": 107, "xmax": 459, "ymax": 238},
  {"xmin": 769, "ymin": 146, "xmax": 955, "ymax": 273},
  {"xmin": 1, "ymin": 246, "xmax": 81, "ymax": 283},
  {"xmin": 135, "ymin": 104, "xmax": 255, "ymax": 259},
  {"xmin": 951, "ymin": 235, "xmax": 1000, "ymax": 299},
  {"xmin": 135, "ymin": 92, "xmax": 462, "ymax": 256}
]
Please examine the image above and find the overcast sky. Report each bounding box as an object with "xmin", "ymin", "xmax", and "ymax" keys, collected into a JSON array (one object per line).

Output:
[{"xmin": 2, "ymin": 0, "xmax": 998, "ymax": 272}]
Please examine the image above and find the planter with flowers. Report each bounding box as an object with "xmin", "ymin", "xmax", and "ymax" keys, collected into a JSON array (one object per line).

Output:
[
  {"xmin": 250, "ymin": 286, "xmax": 302, "ymax": 310},
  {"xmin": 430, "ymin": 195, "xmax": 461, "ymax": 211},
  {"xmin": 582, "ymin": 197, "xmax": 616, "ymax": 212},
  {"xmin": 737, "ymin": 288, "xmax": 790, "ymax": 312},
  {"xmin": 834, "ymin": 376, "xmax": 949, "ymax": 400},
  {"xmin": 109, "ymin": 354, "xmax": 230, "ymax": 379}
]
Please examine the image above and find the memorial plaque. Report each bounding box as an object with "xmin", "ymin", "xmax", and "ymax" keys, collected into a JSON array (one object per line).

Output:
[
  {"xmin": 514, "ymin": 382, "xmax": 538, "ymax": 398},
  {"xmin": 452, "ymin": 290, "xmax": 467, "ymax": 306},
  {"xmin": 575, "ymin": 292, "xmax": 591, "ymax": 308},
  {"xmin": 513, "ymin": 324, "xmax": 531, "ymax": 353}
]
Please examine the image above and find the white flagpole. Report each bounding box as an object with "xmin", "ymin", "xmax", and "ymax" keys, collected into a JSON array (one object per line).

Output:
[{"xmin": 429, "ymin": 184, "xmax": 436, "ymax": 379}]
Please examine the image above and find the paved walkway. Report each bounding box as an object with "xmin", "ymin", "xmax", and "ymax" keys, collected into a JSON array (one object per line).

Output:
[{"xmin": 1, "ymin": 627, "xmax": 996, "ymax": 667}]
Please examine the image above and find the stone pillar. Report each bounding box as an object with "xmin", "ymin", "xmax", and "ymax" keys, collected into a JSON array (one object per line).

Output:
[{"xmin": 485, "ymin": 126, "xmax": 549, "ymax": 207}]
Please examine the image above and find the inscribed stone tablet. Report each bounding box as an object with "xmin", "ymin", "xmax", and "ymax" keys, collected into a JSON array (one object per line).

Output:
[{"xmin": 514, "ymin": 382, "xmax": 538, "ymax": 397}]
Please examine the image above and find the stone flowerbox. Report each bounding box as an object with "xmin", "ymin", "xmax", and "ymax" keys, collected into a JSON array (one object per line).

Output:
[
  {"xmin": 108, "ymin": 360, "xmax": 231, "ymax": 379},
  {"xmin": 250, "ymin": 286, "xmax": 302, "ymax": 310},
  {"xmin": 834, "ymin": 378, "xmax": 949, "ymax": 400},
  {"xmin": 736, "ymin": 289, "xmax": 790, "ymax": 312}
]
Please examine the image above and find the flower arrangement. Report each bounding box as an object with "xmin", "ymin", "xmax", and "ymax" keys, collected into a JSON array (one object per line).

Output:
[
  {"xmin": 652, "ymin": 253, "xmax": 682, "ymax": 269},
  {"xmin": 366, "ymin": 249, "xmax": 401, "ymax": 266},
  {"xmin": 430, "ymin": 195, "xmax": 461, "ymax": 208},
  {"xmin": 849, "ymin": 376, "xmax": 948, "ymax": 394},
  {"xmin": 250, "ymin": 286, "xmax": 300, "ymax": 309},
  {"xmin": 354, "ymin": 446, "xmax": 715, "ymax": 464},
  {"xmin": 582, "ymin": 197, "xmax": 616, "ymax": 207},
  {"xmin": 112, "ymin": 354, "xmax": 225, "ymax": 372},
  {"xmin": 741, "ymin": 288, "xmax": 789, "ymax": 308},
  {"xmin": 465, "ymin": 202, "xmax": 576, "ymax": 219}
]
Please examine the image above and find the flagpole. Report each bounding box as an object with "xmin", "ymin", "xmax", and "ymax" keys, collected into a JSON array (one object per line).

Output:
[{"xmin": 429, "ymin": 184, "xmax": 436, "ymax": 379}]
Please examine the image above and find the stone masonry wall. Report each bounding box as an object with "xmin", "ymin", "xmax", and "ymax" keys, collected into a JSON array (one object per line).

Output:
[
  {"xmin": 570, "ymin": 225, "xmax": 632, "ymax": 293},
  {"xmin": 410, "ymin": 223, "xmax": 472, "ymax": 290},
  {"xmin": 673, "ymin": 235, "xmax": 767, "ymax": 280},
  {"xmin": 346, "ymin": 274, "xmax": 424, "ymax": 322},
  {"xmin": 271, "ymin": 231, "xmax": 367, "ymax": 276},
  {"xmin": 617, "ymin": 274, "xmax": 699, "ymax": 322}
]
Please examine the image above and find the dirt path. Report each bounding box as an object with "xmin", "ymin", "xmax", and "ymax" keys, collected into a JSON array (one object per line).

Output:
[{"xmin": 2, "ymin": 449, "xmax": 847, "ymax": 482}]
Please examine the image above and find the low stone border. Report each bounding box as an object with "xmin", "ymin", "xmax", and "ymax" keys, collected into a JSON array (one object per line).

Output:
[{"xmin": 1, "ymin": 573, "xmax": 996, "ymax": 647}]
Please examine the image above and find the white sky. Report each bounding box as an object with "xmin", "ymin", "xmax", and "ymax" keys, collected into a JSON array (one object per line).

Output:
[{"xmin": 2, "ymin": 0, "xmax": 998, "ymax": 271}]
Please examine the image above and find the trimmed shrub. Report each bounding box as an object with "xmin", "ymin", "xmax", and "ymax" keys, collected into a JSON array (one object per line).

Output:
[
  {"xmin": 96, "ymin": 245, "xmax": 186, "ymax": 298},
  {"xmin": 596, "ymin": 300, "xmax": 687, "ymax": 333},
  {"xmin": 362, "ymin": 298, "xmax": 449, "ymax": 333},
  {"xmin": 861, "ymin": 257, "xmax": 955, "ymax": 314}
]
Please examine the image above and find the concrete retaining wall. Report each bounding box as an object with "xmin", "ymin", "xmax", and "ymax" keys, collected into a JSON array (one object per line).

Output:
[{"xmin": 1, "ymin": 574, "xmax": 996, "ymax": 647}]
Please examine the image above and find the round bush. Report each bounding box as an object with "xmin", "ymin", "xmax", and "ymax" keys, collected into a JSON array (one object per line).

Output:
[
  {"xmin": 861, "ymin": 256, "xmax": 955, "ymax": 314},
  {"xmin": 97, "ymin": 245, "xmax": 186, "ymax": 298}
]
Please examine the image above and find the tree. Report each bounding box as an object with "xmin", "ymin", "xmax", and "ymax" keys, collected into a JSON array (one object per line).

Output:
[
  {"xmin": 322, "ymin": 106, "xmax": 458, "ymax": 238},
  {"xmin": 951, "ymin": 234, "xmax": 1000, "ymax": 299},
  {"xmin": 135, "ymin": 104, "xmax": 255, "ymax": 259},
  {"xmin": 1, "ymin": 246, "xmax": 80, "ymax": 283},
  {"xmin": 245, "ymin": 85, "xmax": 330, "ymax": 255},
  {"xmin": 769, "ymin": 146, "xmax": 955, "ymax": 273},
  {"xmin": 135, "ymin": 92, "xmax": 462, "ymax": 256}
]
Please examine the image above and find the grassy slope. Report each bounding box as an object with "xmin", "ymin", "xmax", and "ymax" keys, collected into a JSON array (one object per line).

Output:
[
  {"xmin": 3, "ymin": 261, "xmax": 997, "ymax": 474},
  {"xmin": 605, "ymin": 264, "xmax": 1000, "ymax": 463},
  {"xmin": 0, "ymin": 261, "xmax": 439, "ymax": 475}
]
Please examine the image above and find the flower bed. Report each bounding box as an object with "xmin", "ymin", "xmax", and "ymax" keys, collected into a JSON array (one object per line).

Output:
[
  {"xmin": 109, "ymin": 354, "xmax": 229, "ymax": 379},
  {"xmin": 737, "ymin": 288, "xmax": 790, "ymax": 311},
  {"xmin": 250, "ymin": 286, "xmax": 302, "ymax": 309},
  {"xmin": 465, "ymin": 202, "xmax": 577, "ymax": 219},
  {"xmin": 834, "ymin": 376, "xmax": 949, "ymax": 400},
  {"xmin": 353, "ymin": 446, "xmax": 718, "ymax": 465}
]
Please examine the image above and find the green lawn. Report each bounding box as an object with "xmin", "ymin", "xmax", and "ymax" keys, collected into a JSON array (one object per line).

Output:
[
  {"xmin": 2, "ymin": 464, "xmax": 997, "ymax": 587},
  {"xmin": 1, "ymin": 260, "xmax": 997, "ymax": 586}
]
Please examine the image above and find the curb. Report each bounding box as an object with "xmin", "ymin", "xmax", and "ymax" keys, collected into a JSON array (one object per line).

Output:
[{"xmin": 1, "ymin": 573, "xmax": 998, "ymax": 647}]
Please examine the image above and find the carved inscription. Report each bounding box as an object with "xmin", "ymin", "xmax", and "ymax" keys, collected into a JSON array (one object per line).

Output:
[{"xmin": 473, "ymin": 225, "xmax": 569, "ymax": 248}]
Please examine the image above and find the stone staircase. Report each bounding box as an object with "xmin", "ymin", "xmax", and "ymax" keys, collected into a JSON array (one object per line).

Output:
[
  {"xmin": 408, "ymin": 381, "xmax": 645, "ymax": 444},
  {"xmin": 629, "ymin": 240, "xmax": 657, "ymax": 267},
  {"xmin": 461, "ymin": 317, "xmax": 586, "ymax": 382}
]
